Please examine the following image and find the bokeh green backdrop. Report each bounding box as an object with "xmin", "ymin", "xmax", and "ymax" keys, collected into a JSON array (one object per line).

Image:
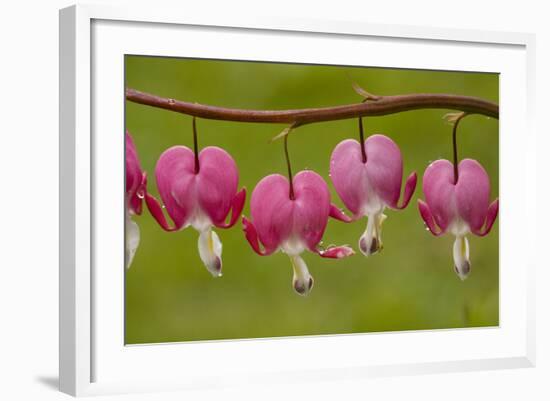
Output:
[{"xmin": 125, "ymin": 55, "xmax": 499, "ymax": 344}]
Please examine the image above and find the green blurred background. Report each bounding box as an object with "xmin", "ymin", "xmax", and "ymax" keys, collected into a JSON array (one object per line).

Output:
[{"xmin": 125, "ymin": 55, "xmax": 499, "ymax": 344}]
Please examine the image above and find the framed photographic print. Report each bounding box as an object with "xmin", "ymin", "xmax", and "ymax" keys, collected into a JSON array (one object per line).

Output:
[{"xmin": 59, "ymin": 4, "xmax": 536, "ymax": 397}]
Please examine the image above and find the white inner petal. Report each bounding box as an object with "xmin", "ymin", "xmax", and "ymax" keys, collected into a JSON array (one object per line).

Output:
[
  {"xmin": 189, "ymin": 208, "xmax": 213, "ymax": 232},
  {"xmin": 453, "ymin": 235, "xmax": 471, "ymax": 280},
  {"xmin": 359, "ymin": 212, "xmax": 386, "ymax": 256},
  {"xmin": 290, "ymin": 254, "xmax": 314, "ymax": 296},
  {"xmin": 198, "ymin": 227, "xmax": 223, "ymax": 277},
  {"xmin": 125, "ymin": 211, "xmax": 140, "ymax": 269},
  {"xmin": 359, "ymin": 182, "xmax": 385, "ymax": 217},
  {"xmin": 449, "ymin": 218, "xmax": 471, "ymax": 237},
  {"xmin": 281, "ymin": 235, "xmax": 307, "ymax": 256}
]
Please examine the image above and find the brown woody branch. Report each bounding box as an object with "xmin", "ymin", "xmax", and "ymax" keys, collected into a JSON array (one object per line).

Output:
[{"xmin": 125, "ymin": 88, "xmax": 499, "ymax": 125}]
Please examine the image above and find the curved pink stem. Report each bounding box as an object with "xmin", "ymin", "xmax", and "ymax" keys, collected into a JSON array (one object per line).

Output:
[
  {"xmin": 472, "ymin": 198, "xmax": 499, "ymax": 237},
  {"xmin": 418, "ymin": 199, "xmax": 444, "ymax": 236},
  {"xmin": 145, "ymin": 192, "xmax": 181, "ymax": 232},
  {"xmin": 329, "ymin": 203, "xmax": 354, "ymax": 223},
  {"xmin": 395, "ymin": 171, "xmax": 417, "ymax": 210},
  {"xmin": 214, "ymin": 188, "xmax": 247, "ymax": 229},
  {"xmin": 241, "ymin": 216, "xmax": 276, "ymax": 256},
  {"xmin": 316, "ymin": 245, "xmax": 355, "ymax": 259}
]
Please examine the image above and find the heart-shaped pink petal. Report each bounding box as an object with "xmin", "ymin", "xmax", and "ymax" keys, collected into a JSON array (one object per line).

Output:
[
  {"xmin": 154, "ymin": 145, "xmax": 196, "ymax": 230},
  {"xmin": 247, "ymin": 170, "xmax": 331, "ymax": 254},
  {"xmin": 248, "ymin": 174, "xmax": 296, "ymax": 252},
  {"xmin": 291, "ymin": 171, "xmax": 331, "ymax": 252},
  {"xmin": 421, "ymin": 159, "xmax": 456, "ymax": 233},
  {"xmin": 421, "ymin": 158, "xmax": 497, "ymax": 236},
  {"xmin": 149, "ymin": 145, "xmax": 243, "ymax": 231},
  {"xmin": 330, "ymin": 139, "xmax": 369, "ymax": 215},
  {"xmin": 330, "ymin": 135, "xmax": 415, "ymax": 215},
  {"xmin": 196, "ymin": 146, "xmax": 240, "ymax": 226},
  {"xmin": 455, "ymin": 159, "xmax": 491, "ymax": 233},
  {"xmin": 125, "ymin": 131, "xmax": 145, "ymax": 215},
  {"xmin": 363, "ymin": 134, "xmax": 406, "ymax": 208}
]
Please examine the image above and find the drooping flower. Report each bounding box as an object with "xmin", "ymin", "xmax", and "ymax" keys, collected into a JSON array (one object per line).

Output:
[
  {"xmin": 329, "ymin": 134, "xmax": 417, "ymax": 256},
  {"xmin": 125, "ymin": 131, "xmax": 147, "ymax": 269},
  {"xmin": 418, "ymin": 159, "xmax": 499, "ymax": 280},
  {"xmin": 145, "ymin": 145, "xmax": 246, "ymax": 277},
  {"xmin": 242, "ymin": 170, "xmax": 354, "ymax": 296}
]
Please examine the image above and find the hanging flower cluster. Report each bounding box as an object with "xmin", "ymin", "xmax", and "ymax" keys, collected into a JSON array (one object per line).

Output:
[
  {"xmin": 242, "ymin": 170, "xmax": 354, "ymax": 296},
  {"xmin": 418, "ymin": 159, "xmax": 499, "ymax": 280},
  {"xmin": 125, "ymin": 131, "xmax": 147, "ymax": 269},
  {"xmin": 125, "ymin": 111, "xmax": 498, "ymax": 294},
  {"xmin": 144, "ymin": 142, "xmax": 246, "ymax": 277},
  {"xmin": 330, "ymin": 134, "xmax": 417, "ymax": 256}
]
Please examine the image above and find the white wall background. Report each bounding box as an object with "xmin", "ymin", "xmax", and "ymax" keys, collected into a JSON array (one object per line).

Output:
[{"xmin": 0, "ymin": 0, "xmax": 547, "ymax": 399}]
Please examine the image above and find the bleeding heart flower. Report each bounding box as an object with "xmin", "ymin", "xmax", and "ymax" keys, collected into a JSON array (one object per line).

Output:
[
  {"xmin": 329, "ymin": 134, "xmax": 417, "ymax": 257},
  {"xmin": 145, "ymin": 145, "xmax": 246, "ymax": 277},
  {"xmin": 418, "ymin": 159, "xmax": 499, "ymax": 280},
  {"xmin": 242, "ymin": 170, "xmax": 354, "ymax": 296},
  {"xmin": 125, "ymin": 131, "xmax": 147, "ymax": 269}
]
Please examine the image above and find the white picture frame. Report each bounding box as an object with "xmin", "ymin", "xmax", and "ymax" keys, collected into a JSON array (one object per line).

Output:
[{"xmin": 59, "ymin": 3, "xmax": 536, "ymax": 397}]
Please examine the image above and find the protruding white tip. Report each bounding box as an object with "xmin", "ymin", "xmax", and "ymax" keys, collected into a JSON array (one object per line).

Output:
[
  {"xmin": 125, "ymin": 213, "xmax": 140, "ymax": 269},
  {"xmin": 198, "ymin": 228, "xmax": 223, "ymax": 277},
  {"xmin": 453, "ymin": 236, "xmax": 471, "ymax": 280},
  {"xmin": 290, "ymin": 255, "xmax": 314, "ymax": 296},
  {"xmin": 358, "ymin": 213, "xmax": 385, "ymax": 257}
]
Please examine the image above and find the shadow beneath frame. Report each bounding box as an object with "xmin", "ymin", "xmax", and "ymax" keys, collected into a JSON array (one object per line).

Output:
[{"xmin": 35, "ymin": 376, "xmax": 58, "ymax": 391}]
